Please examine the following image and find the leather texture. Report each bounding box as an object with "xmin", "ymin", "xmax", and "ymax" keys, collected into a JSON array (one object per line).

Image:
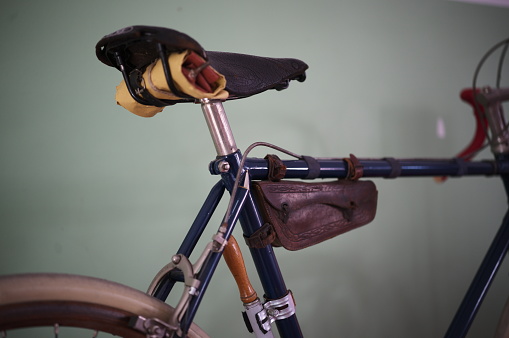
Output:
[
  {"xmin": 251, "ymin": 180, "xmax": 378, "ymax": 251},
  {"xmin": 207, "ymin": 51, "xmax": 308, "ymax": 99},
  {"xmin": 96, "ymin": 25, "xmax": 206, "ymax": 70},
  {"xmin": 96, "ymin": 25, "xmax": 308, "ymax": 103}
]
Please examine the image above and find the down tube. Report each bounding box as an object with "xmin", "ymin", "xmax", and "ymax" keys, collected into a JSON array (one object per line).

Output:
[{"xmin": 238, "ymin": 191, "xmax": 304, "ymax": 338}]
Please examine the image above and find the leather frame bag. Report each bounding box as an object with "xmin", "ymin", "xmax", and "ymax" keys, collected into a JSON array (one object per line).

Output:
[{"xmin": 250, "ymin": 180, "xmax": 378, "ymax": 251}]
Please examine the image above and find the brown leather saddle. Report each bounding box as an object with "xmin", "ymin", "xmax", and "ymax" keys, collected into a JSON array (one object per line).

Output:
[{"xmin": 96, "ymin": 25, "xmax": 308, "ymax": 106}]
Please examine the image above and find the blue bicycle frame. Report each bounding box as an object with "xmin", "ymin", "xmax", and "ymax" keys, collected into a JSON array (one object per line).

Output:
[{"xmin": 152, "ymin": 99, "xmax": 509, "ymax": 338}]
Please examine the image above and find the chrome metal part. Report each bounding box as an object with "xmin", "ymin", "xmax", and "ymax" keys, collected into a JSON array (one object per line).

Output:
[
  {"xmin": 171, "ymin": 255, "xmax": 180, "ymax": 264},
  {"xmin": 146, "ymin": 253, "xmax": 202, "ymax": 334},
  {"xmin": 218, "ymin": 160, "xmax": 231, "ymax": 173},
  {"xmin": 487, "ymin": 104, "xmax": 509, "ymax": 154},
  {"xmin": 129, "ymin": 315, "xmax": 178, "ymax": 338},
  {"xmin": 146, "ymin": 235, "xmax": 230, "ymax": 334},
  {"xmin": 478, "ymin": 87, "xmax": 509, "ymax": 155},
  {"xmin": 200, "ymin": 99, "xmax": 238, "ymax": 156},
  {"xmin": 243, "ymin": 298, "xmax": 275, "ymax": 337},
  {"xmin": 212, "ymin": 231, "xmax": 228, "ymax": 253},
  {"xmin": 263, "ymin": 291, "xmax": 296, "ymax": 322},
  {"xmin": 476, "ymin": 87, "xmax": 509, "ymax": 107},
  {"xmin": 254, "ymin": 291, "xmax": 296, "ymax": 334},
  {"xmin": 147, "ymin": 254, "xmax": 199, "ymax": 297}
]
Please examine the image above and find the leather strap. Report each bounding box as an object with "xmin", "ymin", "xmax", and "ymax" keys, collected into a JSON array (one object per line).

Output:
[
  {"xmin": 265, "ymin": 154, "xmax": 286, "ymax": 181},
  {"xmin": 244, "ymin": 223, "xmax": 276, "ymax": 249},
  {"xmin": 383, "ymin": 157, "xmax": 401, "ymax": 178},
  {"xmin": 302, "ymin": 155, "xmax": 320, "ymax": 179},
  {"xmin": 343, "ymin": 154, "xmax": 363, "ymax": 181}
]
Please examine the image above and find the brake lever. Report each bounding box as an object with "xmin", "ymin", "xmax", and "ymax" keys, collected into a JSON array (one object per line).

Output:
[
  {"xmin": 435, "ymin": 88, "xmax": 488, "ymax": 183},
  {"xmin": 457, "ymin": 88, "xmax": 489, "ymax": 159}
]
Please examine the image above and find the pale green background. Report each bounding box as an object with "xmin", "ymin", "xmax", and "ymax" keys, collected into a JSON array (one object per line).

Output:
[{"xmin": 1, "ymin": 0, "xmax": 509, "ymax": 337}]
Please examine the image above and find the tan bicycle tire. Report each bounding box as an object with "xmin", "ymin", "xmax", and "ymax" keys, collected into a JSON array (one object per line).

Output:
[
  {"xmin": 496, "ymin": 295, "xmax": 509, "ymax": 338},
  {"xmin": 0, "ymin": 273, "xmax": 209, "ymax": 338}
]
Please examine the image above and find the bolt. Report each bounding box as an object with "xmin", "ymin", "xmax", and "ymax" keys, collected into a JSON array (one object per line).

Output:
[
  {"xmin": 218, "ymin": 161, "xmax": 230, "ymax": 173},
  {"xmin": 172, "ymin": 255, "xmax": 181, "ymax": 264},
  {"xmin": 267, "ymin": 308, "xmax": 279, "ymax": 317}
]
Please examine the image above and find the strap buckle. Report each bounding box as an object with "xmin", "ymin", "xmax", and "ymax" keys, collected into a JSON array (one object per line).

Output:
[
  {"xmin": 343, "ymin": 153, "xmax": 363, "ymax": 180},
  {"xmin": 265, "ymin": 154, "xmax": 287, "ymax": 181},
  {"xmin": 244, "ymin": 223, "xmax": 276, "ymax": 249}
]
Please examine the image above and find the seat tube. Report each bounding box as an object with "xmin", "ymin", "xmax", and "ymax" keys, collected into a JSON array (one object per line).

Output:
[
  {"xmin": 239, "ymin": 195, "xmax": 304, "ymax": 338},
  {"xmin": 200, "ymin": 99, "xmax": 303, "ymax": 337},
  {"xmin": 222, "ymin": 154, "xmax": 304, "ymax": 337}
]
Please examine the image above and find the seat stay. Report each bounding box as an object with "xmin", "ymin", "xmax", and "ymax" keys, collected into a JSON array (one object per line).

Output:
[{"xmin": 152, "ymin": 180, "xmax": 226, "ymax": 302}]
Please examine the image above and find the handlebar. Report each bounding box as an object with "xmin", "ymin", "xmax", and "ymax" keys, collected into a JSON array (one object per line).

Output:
[
  {"xmin": 476, "ymin": 87, "xmax": 509, "ymax": 106},
  {"xmin": 457, "ymin": 88, "xmax": 489, "ymax": 161}
]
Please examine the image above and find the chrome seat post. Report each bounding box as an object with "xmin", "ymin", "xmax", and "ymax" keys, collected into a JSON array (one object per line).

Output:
[{"xmin": 200, "ymin": 99, "xmax": 238, "ymax": 157}]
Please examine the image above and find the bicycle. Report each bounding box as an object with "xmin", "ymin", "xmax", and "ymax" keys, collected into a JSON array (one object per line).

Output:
[{"xmin": 1, "ymin": 25, "xmax": 509, "ymax": 338}]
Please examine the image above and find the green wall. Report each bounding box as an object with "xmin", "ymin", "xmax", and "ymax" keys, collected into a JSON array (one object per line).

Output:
[{"xmin": 1, "ymin": 0, "xmax": 509, "ymax": 337}]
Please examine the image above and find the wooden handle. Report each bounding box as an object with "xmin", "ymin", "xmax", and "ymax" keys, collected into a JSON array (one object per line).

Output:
[{"xmin": 223, "ymin": 235, "xmax": 258, "ymax": 304}]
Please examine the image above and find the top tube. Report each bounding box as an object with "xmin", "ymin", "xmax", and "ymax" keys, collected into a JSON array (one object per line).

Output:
[{"xmin": 212, "ymin": 156, "xmax": 506, "ymax": 180}]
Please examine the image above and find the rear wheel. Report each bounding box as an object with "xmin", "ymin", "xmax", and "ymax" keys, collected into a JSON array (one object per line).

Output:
[
  {"xmin": 496, "ymin": 295, "xmax": 509, "ymax": 338},
  {"xmin": 0, "ymin": 273, "xmax": 208, "ymax": 338}
]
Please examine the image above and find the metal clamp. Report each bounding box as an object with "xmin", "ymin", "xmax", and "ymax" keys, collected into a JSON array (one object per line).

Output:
[
  {"xmin": 144, "ymin": 231, "xmax": 229, "ymax": 335},
  {"xmin": 255, "ymin": 291, "xmax": 296, "ymax": 333},
  {"xmin": 145, "ymin": 252, "xmax": 204, "ymax": 336},
  {"xmin": 212, "ymin": 224, "xmax": 229, "ymax": 253},
  {"xmin": 129, "ymin": 316, "xmax": 177, "ymax": 338}
]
